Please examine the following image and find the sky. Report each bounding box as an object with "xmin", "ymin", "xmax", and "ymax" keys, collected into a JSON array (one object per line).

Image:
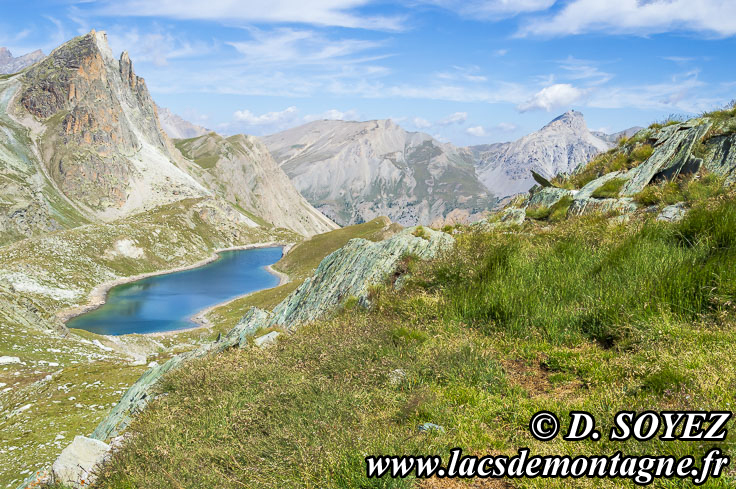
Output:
[{"xmin": 1, "ymin": 0, "xmax": 736, "ymax": 145}]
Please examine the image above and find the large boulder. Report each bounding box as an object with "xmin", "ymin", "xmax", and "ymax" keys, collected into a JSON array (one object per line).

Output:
[
  {"xmin": 622, "ymin": 121, "xmax": 712, "ymax": 196},
  {"xmin": 52, "ymin": 436, "xmax": 110, "ymax": 488}
]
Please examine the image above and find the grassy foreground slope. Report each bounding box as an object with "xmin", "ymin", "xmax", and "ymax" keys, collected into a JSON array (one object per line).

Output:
[{"xmin": 95, "ymin": 188, "xmax": 736, "ymax": 488}]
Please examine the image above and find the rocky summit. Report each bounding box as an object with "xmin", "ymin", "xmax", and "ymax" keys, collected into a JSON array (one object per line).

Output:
[
  {"xmin": 470, "ymin": 110, "xmax": 613, "ymax": 198},
  {"xmin": 265, "ymin": 119, "xmax": 495, "ymax": 227},
  {"xmin": 16, "ymin": 31, "xmax": 207, "ymax": 219}
]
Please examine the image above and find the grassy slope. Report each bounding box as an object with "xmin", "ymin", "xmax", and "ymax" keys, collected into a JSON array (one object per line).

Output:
[
  {"xmin": 95, "ymin": 187, "xmax": 736, "ymax": 488},
  {"xmin": 204, "ymin": 216, "xmax": 402, "ymax": 329}
]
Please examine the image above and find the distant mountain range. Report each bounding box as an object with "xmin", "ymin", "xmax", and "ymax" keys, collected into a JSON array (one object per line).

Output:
[
  {"xmin": 0, "ymin": 47, "xmax": 44, "ymax": 74},
  {"xmin": 264, "ymin": 119, "xmax": 495, "ymax": 227},
  {"xmin": 156, "ymin": 105, "xmax": 210, "ymax": 139},
  {"xmin": 1, "ymin": 35, "xmax": 639, "ymax": 235}
]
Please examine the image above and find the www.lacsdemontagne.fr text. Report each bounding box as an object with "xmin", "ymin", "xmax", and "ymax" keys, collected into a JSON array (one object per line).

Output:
[{"xmin": 365, "ymin": 448, "xmax": 730, "ymax": 485}]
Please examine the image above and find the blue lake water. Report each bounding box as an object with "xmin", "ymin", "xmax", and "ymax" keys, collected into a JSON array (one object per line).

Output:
[{"xmin": 67, "ymin": 247, "xmax": 283, "ymax": 335}]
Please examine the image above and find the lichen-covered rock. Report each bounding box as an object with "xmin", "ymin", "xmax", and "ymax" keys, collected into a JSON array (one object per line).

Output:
[
  {"xmin": 51, "ymin": 436, "xmax": 109, "ymax": 488},
  {"xmin": 657, "ymin": 203, "xmax": 688, "ymax": 222},
  {"xmin": 622, "ymin": 121, "xmax": 712, "ymax": 196},
  {"xmin": 703, "ymin": 133, "xmax": 736, "ymax": 184},
  {"xmin": 574, "ymin": 170, "xmax": 629, "ymax": 201},
  {"xmin": 526, "ymin": 187, "xmax": 574, "ymax": 208},
  {"xmin": 268, "ymin": 227, "xmax": 453, "ymax": 329},
  {"xmin": 568, "ymin": 197, "xmax": 637, "ymax": 217}
]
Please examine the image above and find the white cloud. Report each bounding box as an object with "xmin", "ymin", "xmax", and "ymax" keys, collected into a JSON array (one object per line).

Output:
[
  {"xmin": 98, "ymin": 0, "xmax": 404, "ymax": 31},
  {"xmin": 227, "ymin": 28, "xmax": 385, "ymax": 66},
  {"xmin": 233, "ymin": 106, "xmax": 299, "ymax": 125},
  {"xmin": 413, "ymin": 117, "xmax": 432, "ymax": 129},
  {"xmin": 558, "ymin": 56, "xmax": 612, "ymax": 85},
  {"xmin": 304, "ymin": 109, "xmax": 360, "ymax": 121},
  {"xmin": 518, "ymin": 0, "xmax": 736, "ymax": 37},
  {"xmin": 496, "ymin": 122, "xmax": 517, "ymax": 132},
  {"xmin": 438, "ymin": 111, "xmax": 468, "ymax": 125},
  {"xmin": 466, "ymin": 125, "xmax": 486, "ymax": 137},
  {"xmin": 517, "ymin": 83, "xmax": 585, "ymax": 112},
  {"xmin": 426, "ymin": 0, "xmax": 555, "ymax": 19},
  {"xmin": 107, "ymin": 28, "xmax": 212, "ymax": 67}
]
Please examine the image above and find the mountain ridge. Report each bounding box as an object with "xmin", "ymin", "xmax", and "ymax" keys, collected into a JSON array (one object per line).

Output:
[
  {"xmin": 265, "ymin": 118, "xmax": 495, "ymax": 226},
  {"xmin": 0, "ymin": 47, "xmax": 44, "ymax": 74}
]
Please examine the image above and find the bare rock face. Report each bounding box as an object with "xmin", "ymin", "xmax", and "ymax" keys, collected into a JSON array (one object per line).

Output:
[
  {"xmin": 17, "ymin": 30, "xmax": 206, "ymax": 219},
  {"xmin": 174, "ymin": 132, "xmax": 337, "ymax": 236},
  {"xmin": 0, "ymin": 47, "xmax": 44, "ymax": 74},
  {"xmin": 471, "ymin": 111, "xmax": 612, "ymax": 198},
  {"xmin": 264, "ymin": 119, "xmax": 495, "ymax": 227}
]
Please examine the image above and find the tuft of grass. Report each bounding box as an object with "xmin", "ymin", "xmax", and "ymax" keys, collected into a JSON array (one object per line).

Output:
[
  {"xmin": 634, "ymin": 173, "xmax": 726, "ymax": 207},
  {"xmin": 591, "ymin": 178, "xmax": 626, "ymax": 199},
  {"xmin": 563, "ymin": 144, "xmax": 653, "ymax": 189},
  {"xmin": 525, "ymin": 205, "xmax": 551, "ymax": 220},
  {"xmin": 525, "ymin": 196, "xmax": 573, "ymax": 222}
]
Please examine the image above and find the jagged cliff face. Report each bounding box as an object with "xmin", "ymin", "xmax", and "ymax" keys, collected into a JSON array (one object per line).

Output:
[
  {"xmin": 264, "ymin": 119, "xmax": 495, "ymax": 226},
  {"xmin": 156, "ymin": 105, "xmax": 209, "ymax": 139},
  {"xmin": 471, "ymin": 111, "xmax": 612, "ymax": 198},
  {"xmin": 0, "ymin": 47, "xmax": 44, "ymax": 74},
  {"xmin": 14, "ymin": 31, "xmax": 207, "ymax": 220},
  {"xmin": 174, "ymin": 133, "xmax": 337, "ymax": 236}
]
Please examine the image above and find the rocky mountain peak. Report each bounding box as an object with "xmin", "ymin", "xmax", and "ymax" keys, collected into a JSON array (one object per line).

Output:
[
  {"xmin": 471, "ymin": 111, "xmax": 612, "ymax": 198},
  {"xmin": 0, "ymin": 47, "xmax": 11, "ymax": 62},
  {"xmin": 15, "ymin": 30, "xmax": 205, "ymax": 218},
  {"xmin": 544, "ymin": 109, "xmax": 588, "ymax": 132}
]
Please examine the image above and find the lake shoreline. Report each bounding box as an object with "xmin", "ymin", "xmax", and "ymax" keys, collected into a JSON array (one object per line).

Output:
[
  {"xmin": 57, "ymin": 241, "xmax": 293, "ymax": 327},
  {"xmin": 185, "ymin": 243, "xmax": 294, "ymax": 333}
]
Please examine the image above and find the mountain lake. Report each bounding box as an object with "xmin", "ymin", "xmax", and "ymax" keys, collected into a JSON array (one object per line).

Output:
[{"xmin": 67, "ymin": 247, "xmax": 283, "ymax": 335}]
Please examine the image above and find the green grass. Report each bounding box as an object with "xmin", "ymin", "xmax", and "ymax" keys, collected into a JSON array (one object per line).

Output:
[
  {"xmin": 95, "ymin": 193, "xmax": 736, "ymax": 489},
  {"xmin": 634, "ymin": 173, "xmax": 726, "ymax": 207},
  {"xmin": 556, "ymin": 144, "xmax": 653, "ymax": 189},
  {"xmin": 525, "ymin": 195, "xmax": 573, "ymax": 222},
  {"xmin": 591, "ymin": 178, "xmax": 626, "ymax": 199}
]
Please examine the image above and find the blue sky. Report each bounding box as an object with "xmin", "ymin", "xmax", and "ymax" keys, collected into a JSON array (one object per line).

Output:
[{"xmin": 1, "ymin": 0, "xmax": 735, "ymax": 145}]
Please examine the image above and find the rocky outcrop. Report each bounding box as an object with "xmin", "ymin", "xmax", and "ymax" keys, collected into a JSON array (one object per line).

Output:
[
  {"xmin": 267, "ymin": 227, "xmax": 453, "ymax": 327},
  {"xmin": 51, "ymin": 436, "xmax": 109, "ymax": 488},
  {"xmin": 622, "ymin": 121, "xmax": 712, "ymax": 196},
  {"xmin": 0, "ymin": 48, "xmax": 44, "ymax": 74},
  {"xmin": 17, "ymin": 30, "xmax": 207, "ymax": 219},
  {"xmin": 264, "ymin": 119, "xmax": 494, "ymax": 226},
  {"xmin": 471, "ymin": 111, "xmax": 612, "ymax": 198},
  {"xmin": 174, "ymin": 132, "xmax": 338, "ymax": 236}
]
